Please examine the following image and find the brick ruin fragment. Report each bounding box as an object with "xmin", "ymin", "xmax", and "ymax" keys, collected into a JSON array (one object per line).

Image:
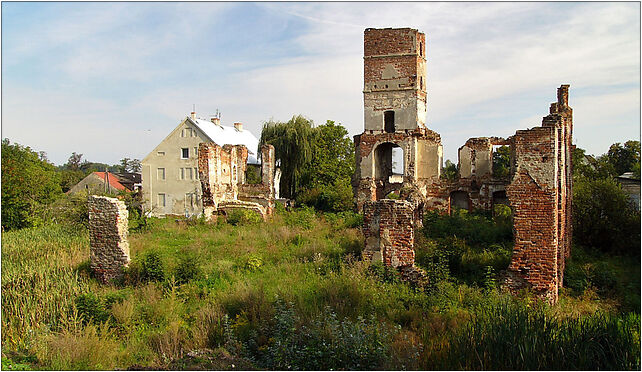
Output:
[
  {"xmin": 88, "ymin": 195, "xmax": 130, "ymax": 283},
  {"xmin": 355, "ymin": 28, "xmax": 573, "ymax": 303},
  {"xmin": 198, "ymin": 142, "xmax": 278, "ymax": 221}
]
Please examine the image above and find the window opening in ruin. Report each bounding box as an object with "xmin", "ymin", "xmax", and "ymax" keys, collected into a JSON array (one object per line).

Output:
[
  {"xmin": 374, "ymin": 142, "xmax": 404, "ymax": 184},
  {"xmin": 450, "ymin": 190, "xmax": 470, "ymax": 213},
  {"xmin": 492, "ymin": 190, "xmax": 509, "ymax": 216},
  {"xmin": 492, "ymin": 145, "xmax": 511, "ymax": 179},
  {"xmin": 181, "ymin": 148, "xmax": 189, "ymax": 159},
  {"xmin": 245, "ymin": 164, "xmax": 262, "ymax": 184},
  {"xmin": 420, "ymin": 76, "xmax": 423, "ymax": 90},
  {"xmin": 419, "ymin": 42, "xmax": 423, "ymax": 56},
  {"xmin": 384, "ymin": 111, "xmax": 395, "ymax": 133}
]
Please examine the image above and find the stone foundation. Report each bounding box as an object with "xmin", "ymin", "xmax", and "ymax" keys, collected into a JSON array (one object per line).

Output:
[{"xmin": 88, "ymin": 195, "xmax": 130, "ymax": 283}]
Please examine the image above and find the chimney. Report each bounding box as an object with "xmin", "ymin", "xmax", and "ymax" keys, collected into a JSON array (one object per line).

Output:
[
  {"xmin": 211, "ymin": 117, "xmax": 221, "ymax": 126},
  {"xmin": 191, "ymin": 111, "xmax": 196, "ymax": 120},
  {"xmin": 234, "ymin": 122, "xmax": 243, "ymax": 131}
]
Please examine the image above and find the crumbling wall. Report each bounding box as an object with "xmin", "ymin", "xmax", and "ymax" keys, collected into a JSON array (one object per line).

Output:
[
  {"xmin": 503, "ymin": 85, "xmax": 573, "ymax": 303},
  {"xmin": 88, "ymin": 195, "xmax": 130, "ymax": 283},
  {"xmin": 199, "ymin": 143, "xmax": 277, "ymax": 221},
  {"xmin": 362, "ymin": 199, "xmax": 415, "ymax": 267}
]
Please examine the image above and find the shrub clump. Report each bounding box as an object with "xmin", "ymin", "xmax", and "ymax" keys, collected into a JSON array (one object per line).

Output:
[
  {"xmin": 141, "ymin": 251, "xmax": 165, "ymax": 282},
  {"xmin": 226, "ymin": 209, "xmax": 262, "ymax": 226}
]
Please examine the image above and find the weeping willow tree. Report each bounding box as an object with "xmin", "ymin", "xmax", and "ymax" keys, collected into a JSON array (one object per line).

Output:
[{"xmin": 259, "ymin": 115, "xmax": 315, "ymax": 199}]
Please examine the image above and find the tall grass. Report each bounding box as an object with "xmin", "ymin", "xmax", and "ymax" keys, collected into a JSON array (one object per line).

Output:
[
  {"xmin": 2, "ymin": 225, "xmax": 92, "ymax": 351},
  {"xmin": 439, "ymin": 301, "xmax": 640, "ymax": 370},
  {"xmin": 1, "ymin": 208, "xmax": 639, "ymax": 370}
]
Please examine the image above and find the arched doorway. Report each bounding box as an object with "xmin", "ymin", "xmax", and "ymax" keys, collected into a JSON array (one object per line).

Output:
[{"xmin": 374, "ymin": 142, "xmax": 405, "ymax": 198}]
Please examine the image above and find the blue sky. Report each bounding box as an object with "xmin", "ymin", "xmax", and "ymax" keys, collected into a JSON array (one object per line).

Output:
[{"xmin": 2, "ymin": 2, "xmax": 640, "ymax": 166}]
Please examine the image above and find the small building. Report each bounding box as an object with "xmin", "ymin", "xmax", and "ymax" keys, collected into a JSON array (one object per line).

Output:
[
  {"xmin": 617, "ymin": 172, "xmax": 641, "ymax": 209},
  {"xmin": 141, "ymin": 112, "xmax": 260, "ymax": 217},
  {"xmin": 68, "ymin": 172, "xmax": 133, "ymax": 195}
]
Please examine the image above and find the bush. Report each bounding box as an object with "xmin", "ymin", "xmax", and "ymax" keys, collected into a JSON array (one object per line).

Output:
[
  {"xmin": 75, "ymin": 293, "xmax": 109, "ymax": 325},
  {"xmin": 573, "ymin": 177, "xmax": 640, "ymax": 255},
  {"xmin": 141, "ymin": 251, "xmax": 165, "ymax": 282},
  {"xmin": 173, "ymin": 255, "xmax": 200, "ymax": 285},
  {"xmin": 226, "ymin": 209, "xmax": 262, "ymax": 226},
  {"xmin": 246, "ymin": 301, "xmax": 392, "ymax": 370},
  {"xmin": 283, "ymin": 206, "xmax": 316, "ymax": 229},
  {"xmin": 368, "ymin": 262, "xmax": 401, "ymax": 284}
]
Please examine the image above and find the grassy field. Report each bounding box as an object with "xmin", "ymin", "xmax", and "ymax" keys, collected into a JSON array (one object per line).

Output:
[{"xmin": 2, "ymin": 207, "xmax": 640, "ymax": 370}]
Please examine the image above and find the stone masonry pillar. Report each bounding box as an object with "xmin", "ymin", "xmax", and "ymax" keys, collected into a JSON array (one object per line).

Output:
[{"xmin": 88, "ymin": 195, "xmax": 130, "ymax": 283}]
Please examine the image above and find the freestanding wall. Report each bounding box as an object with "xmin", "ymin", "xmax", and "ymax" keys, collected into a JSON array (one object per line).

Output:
[
  {"xmin": 504, "ymin": 85, "xmax": 573, "ymax": 303},
  {"xmin": 362, "ymin": 199, "xmax": 415, "ymax": 267},
  {"xmin": 88, "ymin": 195, "xmax": 130, "ymax": 283}
]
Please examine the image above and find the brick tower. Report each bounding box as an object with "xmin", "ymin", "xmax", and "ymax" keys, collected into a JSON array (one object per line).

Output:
[
  {"xmin": 363, "ymin": 28, "xmax": 427, "ymax": 132},
  {"xmin": 354, "ymin": 28, "xmax": 443, "ymax": 211}
]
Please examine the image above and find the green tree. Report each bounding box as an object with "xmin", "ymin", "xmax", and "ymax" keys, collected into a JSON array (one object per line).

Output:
[
  {"xmin": 305, "ymin": 120, "xmax": 354, "ymax": 187},
  {"xmin": 441, "ymin": 160, "xmax": 458, "ymax": 181},
  {"xmin": 2, "ymin": 139, "xmax": 63, "ymax": 230},
  {"xmin": 573, "ymin": 176, "xmax": 640, "ymax": 255},
  {"xmin": 65, "ymin": 152, "xmax": 84, "ymax": 171},
  {"xmin": 297, "ymin": 120, "xmax": 355, "ymax": 212},
  {"xmin": 59, "ymin": 169, "xmax": 85, "ymax": 193},
  {"xmin": 606, "ymin": 140, "xmax": 640, "ymax": 176},
  {"xmin": 259, "ymin": 115, "xmax": 315, "ymax": 199},
  {"xmin": 492, "ymin": 146, "xmax": 510, "ymax": 179}
]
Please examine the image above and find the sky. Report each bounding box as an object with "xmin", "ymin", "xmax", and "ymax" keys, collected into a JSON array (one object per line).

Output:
[{"xmin": 2, "ymin": 2, "xmax": 640, "ymax": 166}]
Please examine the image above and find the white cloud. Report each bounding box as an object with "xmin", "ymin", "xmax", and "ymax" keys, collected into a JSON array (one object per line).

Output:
[{"xmin": 2, "ymin": 2, "xmax": 639, "ymax": 166}]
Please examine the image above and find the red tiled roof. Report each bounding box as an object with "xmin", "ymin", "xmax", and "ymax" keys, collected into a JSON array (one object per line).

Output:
[{"xmin": 93, "ymin": 172, "xmax": 127, "ymax": 191}]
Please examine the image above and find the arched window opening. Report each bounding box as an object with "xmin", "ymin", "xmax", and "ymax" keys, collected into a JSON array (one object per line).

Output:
[
  {"xmin": 384, "ymin": 111, "xmax": 395, "ymax": 133},
  {"xmin": 374, "ymin": 142, "xmax": 404, "ymax": 184},
  {"xmin": 450, "ymin": 191, "xmax": 470, "ymax": 213}
]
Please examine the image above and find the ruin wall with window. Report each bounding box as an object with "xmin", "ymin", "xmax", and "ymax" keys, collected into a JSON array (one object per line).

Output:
[
  {"xmin": 198, "ymin": 143, "xmax": 277, "ymax": 221},
  {"xmin": 355, "ymin": 28, "xmax": 573, "ymax": 303}
]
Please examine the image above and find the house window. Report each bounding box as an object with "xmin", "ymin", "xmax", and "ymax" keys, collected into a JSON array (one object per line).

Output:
[
  {"xmin": 187, "ymin": 168, "xmax": 193, "ymax": 180},
  {"xmin": 157, "ymin": 151, "xmax": 165, "ymax": 156},
  {"xmin": 181, "ymin": 148, "xmax": 189, "ymax": 159},
  {"xmin": 384, "ymin": 111, "xmax": 395, "ymax": 133},
  {"xmin": 181, "ymin": 129, "xmax": 185, "ymax": 137},
  {"xmin": 158, "ymin": 193, "xmax": 166, "ymax": 207},
  {"xmin": 157, "ymin": 168, "xmax": 165, "ymax": 180},
  {"xmin": 180, "ymin": 168, "xmax": 185, "ymax": 180},
  {"xmin": 194, "ymin": 168, "xmax": 199, "ymax": 179},
  {"xmin": 185, "ymin": 193, "xmax": 194, "ymax": 208},
  {"xmin": 194, "ymin": 147, "xmax": 198, "ymax": 156}
]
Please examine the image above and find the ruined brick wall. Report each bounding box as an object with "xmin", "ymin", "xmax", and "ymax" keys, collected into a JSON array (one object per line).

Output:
[
  {"xmin": 88, "ymin": 195, "xmax": 130, "ymax": 283},
  {"xmin": 362, "ymin": 200, "xmax": 415, "ymax": 267},
  {"xmin": 199, "ymin": 143, "xmax": 276, "ymax": 221},
  {"xmin": 239, "ymin": 144, "xmax": 276, "ymax": 215},
  {"xmin": 504, "ymin": 85, "xmax": 573, "ymax": 303}
]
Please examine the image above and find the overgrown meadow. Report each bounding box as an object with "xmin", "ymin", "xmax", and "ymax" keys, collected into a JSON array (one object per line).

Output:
[{"xmin": 2, "ymin": 206, "xmax": 640, "ymax": 370}]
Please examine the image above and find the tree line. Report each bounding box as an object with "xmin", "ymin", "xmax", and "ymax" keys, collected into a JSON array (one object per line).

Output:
[{"xmin": 1, "ymin": 138, "xmax": 141, "ymax": 230}]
